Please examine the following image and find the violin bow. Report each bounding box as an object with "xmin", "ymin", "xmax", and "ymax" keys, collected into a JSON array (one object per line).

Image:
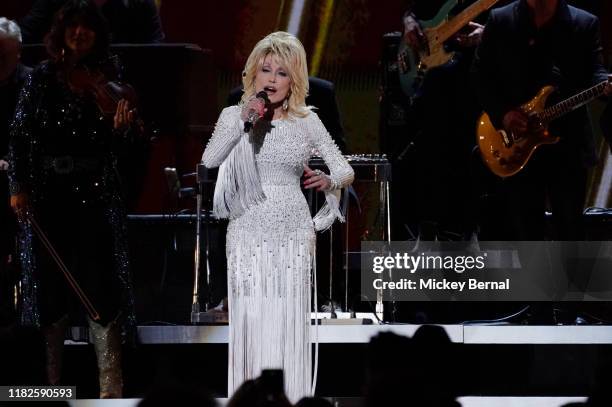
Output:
[{"xmin": 26, "ymin": 213, "xmax": 101, "ymax": 322}]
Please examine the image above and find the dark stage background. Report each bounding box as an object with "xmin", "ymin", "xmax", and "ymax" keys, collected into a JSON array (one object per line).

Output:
[
  {"xmin": 2, "ymin": 0, "xmax": 610, "ymax": 157},
  {"xmin": 1, "ymin": 0, "xmax": 611, "ymax": 324}
]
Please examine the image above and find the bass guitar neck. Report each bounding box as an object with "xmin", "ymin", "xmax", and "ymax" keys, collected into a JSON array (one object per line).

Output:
[{"xmin": 397, "ymin": 0, "xmax": 500, "ymax": 100}]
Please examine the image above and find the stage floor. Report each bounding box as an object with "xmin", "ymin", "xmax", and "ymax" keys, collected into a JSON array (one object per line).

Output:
[
  {"xmin": 55, "ymin": 322, "xmax": 612, "ymax": 400},
  {"xmin": 126, "ymin": 323, "xmax": 612, "ymax": 345}
]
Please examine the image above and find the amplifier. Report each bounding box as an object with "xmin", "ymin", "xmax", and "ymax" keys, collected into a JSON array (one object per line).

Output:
[{"xmin": 309, "ymin": 154, "xmax": 391, "ymax": 182}]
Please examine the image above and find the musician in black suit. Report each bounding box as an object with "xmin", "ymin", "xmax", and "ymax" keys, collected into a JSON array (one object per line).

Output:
[
  {"xmin": 228, "ymin": 76, "xmax": 348, "ymax": 154},
  {"xmin": 393, "ymin": 0, "xmax": 527, "ymax": 325},
  {"xmin": 393, "ymin": 0, "xmax": 487, "ymax": 244},
  {"xmin": 473, "ymin": 0, "xmax": 612, "ymax": 240}
]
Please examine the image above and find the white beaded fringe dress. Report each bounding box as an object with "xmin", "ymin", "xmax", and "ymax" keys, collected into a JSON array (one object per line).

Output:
[{"xmin": 202, "ymin": 105, "xmax": 354, "ymax": 402}]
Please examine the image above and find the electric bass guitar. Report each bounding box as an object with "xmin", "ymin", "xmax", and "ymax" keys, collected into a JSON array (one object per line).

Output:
[
  {"xmin": 477, "ymin": 78, "xmax": 611, "ymax": 178},
  {"xmin": 397, "ymin": 0, "xmax": 500, "ymax": 100}
]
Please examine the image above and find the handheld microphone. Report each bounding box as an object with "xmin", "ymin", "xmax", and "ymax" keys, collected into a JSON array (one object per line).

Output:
[{"xmin": 244, "ymin": 91, "xmax": 270, "ymax": 132}]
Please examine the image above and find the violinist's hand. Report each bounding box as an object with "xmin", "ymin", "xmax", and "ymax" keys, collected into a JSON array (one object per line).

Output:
[
  {"xmin": 0, "ymin": 159, "xmax": 9, "ymax": 171},
  {"xmin": 303, "ymin": 165, "xmax": 332, "ymax": 191},
  {"xmin": 10, "ymin": 192, "xmax": 30, "ymax": 222},
  {"xmin": 114, "ymin": 99, "xmax": 136, "ymax": 130}
]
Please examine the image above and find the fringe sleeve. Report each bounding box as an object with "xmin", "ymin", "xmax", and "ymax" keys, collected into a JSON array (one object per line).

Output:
[
  {"xmin": 306, "ymin": 111, "xmax": 354, "ymax": 231},
  {"xmin": 205, "ymin": 105, "xmax": 266, "ymax": 219},
  {"xmin": 202, "ymin": 106, "xmax": 244, "ymax": 168}
]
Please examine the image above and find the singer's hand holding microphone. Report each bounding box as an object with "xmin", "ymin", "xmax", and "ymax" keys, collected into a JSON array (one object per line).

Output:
[{"xmin": 241, "ymin": 91, "xmax": 270, "ymax": 132}]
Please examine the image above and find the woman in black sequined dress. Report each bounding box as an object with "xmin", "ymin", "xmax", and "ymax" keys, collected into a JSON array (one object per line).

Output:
[{"xmin": 7, "ymin": 0, "xmax": 137, "ymax": 397}]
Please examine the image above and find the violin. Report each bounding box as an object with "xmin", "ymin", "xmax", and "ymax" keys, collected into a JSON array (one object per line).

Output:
[{"xmin": 67, "ymin": 65, "xmax": 139, "ymax": 119}]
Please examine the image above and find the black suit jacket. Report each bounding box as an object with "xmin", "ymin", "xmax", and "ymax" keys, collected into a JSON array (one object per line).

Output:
[
  {"xmin": 473, "ymin": 0, "xmax": 609, "ymax": 164},
  {"xmin": 227, "ymin": 77, "xmax": 348, "ymax": 154},
  {"xmin": 19, "ymin": 0, "xmax": 165, "ymax": 44}
]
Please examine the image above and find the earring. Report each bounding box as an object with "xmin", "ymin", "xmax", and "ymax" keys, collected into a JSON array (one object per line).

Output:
[{"xmin": 282, "ymin": 98, "xmax": 289, "ymax": 111}]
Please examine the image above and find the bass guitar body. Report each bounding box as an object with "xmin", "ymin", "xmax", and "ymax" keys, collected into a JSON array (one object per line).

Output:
[
  {"xmin": 398, "ymin": 0, "xmax": 457, "ymax": 99},
  {"xmin": 477, "ymin": 86, "xmax": 559, "ymax": 178}
]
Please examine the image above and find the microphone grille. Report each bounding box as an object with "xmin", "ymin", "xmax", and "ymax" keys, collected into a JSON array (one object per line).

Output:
[{"xmin": 256, "ymin": 90, "xmax": 270, "ymax": 103}]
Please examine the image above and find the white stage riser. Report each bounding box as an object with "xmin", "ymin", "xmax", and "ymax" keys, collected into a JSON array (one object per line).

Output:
[{"xmin": 68, "ymin": 324, "xmax": 612, "ymax": 345}]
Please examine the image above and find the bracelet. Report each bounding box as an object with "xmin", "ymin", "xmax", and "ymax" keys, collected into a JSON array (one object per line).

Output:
[
  {"xmin": 313, "ymin": 170, "xmax": 338, "ymax": 191},
  {"xmin": 328, "ymin": 176, "xmax": 340, "ymax": 190}
]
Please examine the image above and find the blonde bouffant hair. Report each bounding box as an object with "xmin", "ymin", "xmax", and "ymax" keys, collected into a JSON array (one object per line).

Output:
[{"xmin": 241, "ymin": 31, "xmax": 310, "ymax": 118}]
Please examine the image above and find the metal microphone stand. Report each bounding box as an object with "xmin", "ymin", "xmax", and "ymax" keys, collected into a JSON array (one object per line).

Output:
[{"xmin": 191, "ymin": 164, "xmax": 225, "ymax": 324}]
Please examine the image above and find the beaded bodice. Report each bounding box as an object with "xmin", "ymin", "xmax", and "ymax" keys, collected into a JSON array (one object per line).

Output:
[{"xmin": 202, "ymin": 105, "xmax": 354, "ymax": 236}]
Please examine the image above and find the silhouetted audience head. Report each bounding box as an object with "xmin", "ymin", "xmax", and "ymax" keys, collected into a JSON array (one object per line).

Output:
[
  {"xmin": 365, "ymin": 331, "xmax": 413, "ymax": 407},
  {"xmin": 411, "ymin": 325, "xmax": 459, "ymax": 406},
  {"xmin": 0, "ymin": 326, "xmax": 47, "ymax": 386},
  {"xmin": 295, "ymin": 396, "xmax": 333, "ymax": 407},
  {"xmin": 587, "ymin": 357, "xmax": 612, "ymax": 407},
  {"xmin": 365, "ymin": 326, "xmax": 459, "ymax": 407},
  {"xmin": 227, "ymin": 370, "xmax": 292, "ymax": 407},
  {"xmin": 138, "ymin": 382, "xmax": 216, "ymax": 407}
]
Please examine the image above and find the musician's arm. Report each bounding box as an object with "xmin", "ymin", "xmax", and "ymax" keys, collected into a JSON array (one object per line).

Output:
[
  {"xmin": 587, "ymin": 17, "xmax": 612, "ymax": 150},
  {"xmin": 472, "ymin": 11, "xmax": 508, "ymax": 128},
  {"xmin": 403, "ymin": 7, "xmax": 425, "ymax": 50},
  {"xmin": 584, "ymin": 17, "xmax": 612, "ymax": 150},
  {"xmin": 7, "ymin": 67, "xmax": 43, "ymax": 198},
  {"xmin": 586, "ymin": 17, "xmax": 609, "ymax": 88},
  {"xmin": 601, "ymin": 103, "xmax": 612, "ymax": 153},
  {"xmin": 403, "ymin": 1, "xmax": 442, "ymax": 51}
]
